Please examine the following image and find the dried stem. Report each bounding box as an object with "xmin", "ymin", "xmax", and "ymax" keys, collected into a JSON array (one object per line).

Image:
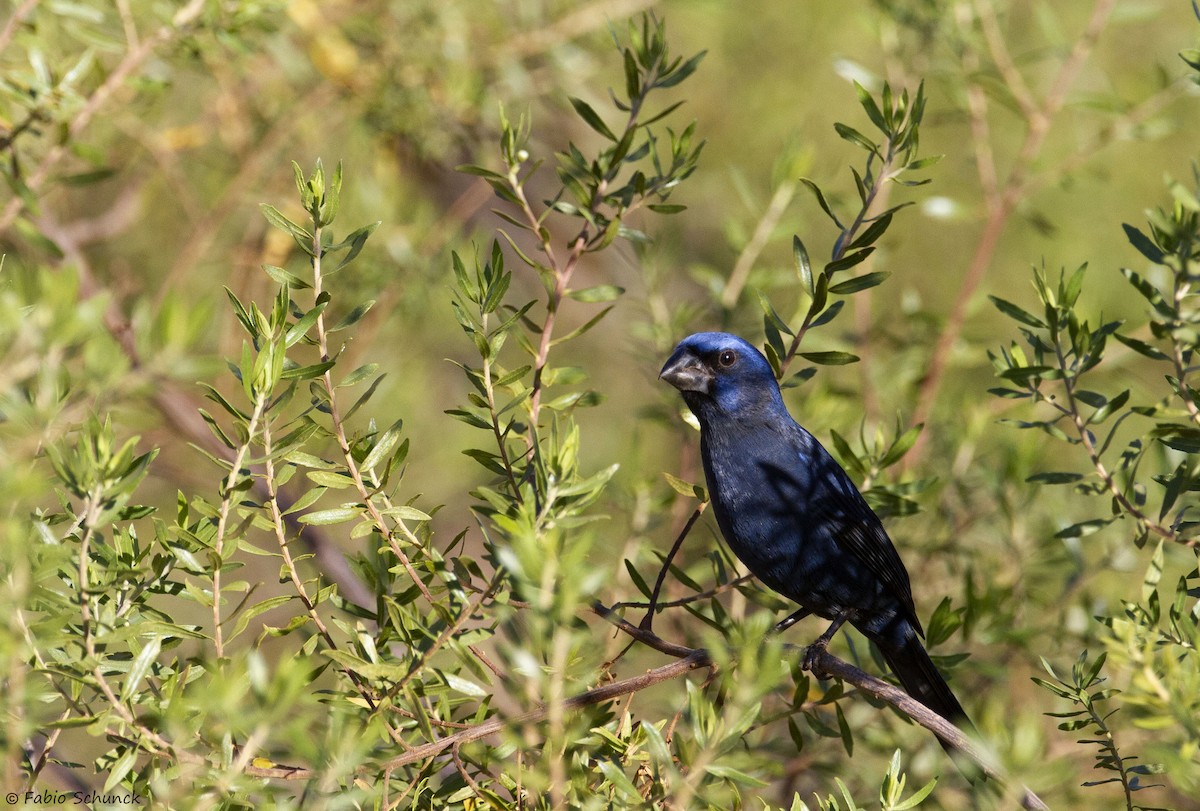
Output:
[{"xmin": 908, "ymin": 0, "xmax": 1119, "ymax": 465}]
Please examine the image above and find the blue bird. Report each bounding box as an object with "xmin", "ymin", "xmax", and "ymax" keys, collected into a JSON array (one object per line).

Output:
[{"xmin": 660, "ymin": 331, "xmax": 968, "ymax": 729}]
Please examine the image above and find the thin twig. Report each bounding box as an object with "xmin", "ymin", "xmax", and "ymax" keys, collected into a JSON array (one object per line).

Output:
[
  {"xmin": 638, "ymin": 502, "xmax": 706, "ymax": 631},
  {"xmin": 721, "ymin": 179, "xmax": 798, "ymax": 308},
  {"xmin": 0, "ymin": 0, "xmax": 208, "ymax": 234},
  {"xmin": 309, "ymin": 222, "xmax": 437, "ymax": 605},
  {"xmin": 0, "ymin": 0, "xmax": 39, "ymax": 56},
  {"xmin": 211, "ymin": 393, "xmax": 267, "ymax": 659},
  {"xmin": 908, "ymin": 0, "xmax": 1118, "ymax": 466}
]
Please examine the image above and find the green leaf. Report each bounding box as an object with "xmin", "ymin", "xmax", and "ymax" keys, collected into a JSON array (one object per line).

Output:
[
  {"xmin": 833, "ymin": 121, "xmax": 878, "ymax": 153},
  {"xmin": 331, "ymin": 222, "xmax": 380, "ymax": 271},
  {"xmin": 567, "ymin": 285, "xmax": 625, "ymax": 302},
  {"xmin": 1089, "ymin": 389, "xmax": 1130, "ymax": 424},
  {"xmin": 989, "ymin": 295, "xmax": 1048, "ymax": 328},
  {"xmin": 362, "ymin": 420, "xmax": 404, "ymax": 471},
  {"xmin": 828, "ymin": 270, "xmax": 890, "ymax": 295},
  {"xmin": 103, "ymin": 747, "xmax": 138, "ymax": 793},
  {"xmin": 444, "ymin": 671, "xmax": 488, "ymax": 697},
  {"xmin": 260, "ymin": 204, "xmax": 312, "ymax": 243},
  {"xmin": 846, "ymin": 211, "xmax": 894, "ymax": 251},
  {"xmin": 456, "ymin": 164, "xmax": 507, "ymax": 182},
  {"xmin": 1113, "ymin": 332, "xmax": 1168, "ymax": 361},
  {"xmin": 1026, "ymin": 472, "xmax": 1084, "ymax": 484},
  {"xmin": 756, "ymin": 290, "xmax": 794, "ymax": 336},
  {"xmin": 339, "ymin": 363, "xmax": 379, "ymax": 388},
  {"xmin": 120, "ymin": 636, "xmax": 161, "ymax": 702},
  {"xmin": 1121, "ymin": 268, "xmax": 1172, "ymax": 316},
  {"xmin": 568, "ymin": 96, "xmax": 617, "ymax": 141},
  {"xmin": 834, "ymin": 701, "xmax": 854, "ymax": 756},
  {"xmin": 879, "ymin": 424, "xmax": 922, "ymax": 468},
  {"xmin": 298, "ymin": 507, "xmax": 359, "ymax": 525},
  {"xmin": 824, "ymin": 247, "xmax": 874, "ymax": 274},
  {"xmin": 799, "ymin": 178, "xmax": 844, "ymax": 230},
  {"xmin": 229, "ymin": 595, "xmax": 294, "ymax": 642},
  {"xmin": 284, "ymin": 300, "xmax": 329, "ymax": 348},
  {"xmin": 263, "ymin": 264, "xmax": 311, "ymax": 290},
  {"xmin": 281, "ymin": 360, "xmax": 335, "ymax": 380},
  {"xmin": 1055, "ymin": 518, "xmax": 1114, "ymax": 538},
  {"xmin": 329, "ymin": 300, "xmax": 375, "ymax": 332},
  {"xmin": 550, "ymin": 306, "xmax": 614, "ymax": 346},
  {"xmin": 854, "ymin": 80, "xmax": 887, "ymax": 132},
  {"xmin": 663, "ymin": 472, "xmax": 708, "ymax": 501},
  {"xmin": 1118, "ymin": 221, "xmax": 1166, "ymax": 262},
  {"xmin": 383, "ymin": 505, "xmax": 432, "ymax": 522},
  {"xmin": 794, "ymin": 235, "xmax": 813, "ymax": 295},
  {"xmin": 799, "ymin": 351, "xmax": 859, "ymax": 365},
  {"xmin": 703, "ymin": 764, "xmax": 769, "ymax": 787}
]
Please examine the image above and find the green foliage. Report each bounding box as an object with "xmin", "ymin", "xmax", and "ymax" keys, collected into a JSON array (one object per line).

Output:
[
  {"xmin": 990, "ymin": 165, "xmax": 1200, "ymax": 806},
  {"xmin": 4, "ymin": 0, "xmax": 1200, "ymax": 809}
]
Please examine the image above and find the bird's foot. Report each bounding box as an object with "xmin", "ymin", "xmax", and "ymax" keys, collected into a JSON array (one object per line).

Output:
[{"xmin": 802, "ymin": 639, "xmax": 830, "ymax": 676}]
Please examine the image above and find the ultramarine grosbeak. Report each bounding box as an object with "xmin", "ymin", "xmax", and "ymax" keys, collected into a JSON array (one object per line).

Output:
[{"xmin": 660, "ymin": 331, "xmax": 968, "ymax": 729}]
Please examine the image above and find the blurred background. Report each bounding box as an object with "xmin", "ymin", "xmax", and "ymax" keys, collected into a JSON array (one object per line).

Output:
[{"xmin": 3, "ymin": 0, "xmax": 1200, "ymax": 806}]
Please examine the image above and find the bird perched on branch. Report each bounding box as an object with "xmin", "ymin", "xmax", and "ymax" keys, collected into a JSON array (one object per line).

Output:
[{"xmin": 659, "ymin": 331, "xmax": 968, "ymax": 730}]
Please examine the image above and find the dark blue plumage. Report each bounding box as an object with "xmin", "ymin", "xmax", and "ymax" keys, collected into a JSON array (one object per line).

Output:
[{"xmin": 660, "ymin": 332, "xmax": 967, "ymax": 728}]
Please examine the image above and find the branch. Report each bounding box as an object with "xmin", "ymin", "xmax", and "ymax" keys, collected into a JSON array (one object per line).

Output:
[
  {"xmin": 590, "ymin": 602, "xmax": 1049, "ymax": 809},
  {"xmin": 0, "ymin": 0, "xmax": 39, "ymax": 56},
  {"xmin": 0, "ymin": 0, "xmax": 207, "ymax": 234},
  {"xmin": 378, "ymin": 648, "xmax": 712, "ymax": 773},
  {"xmin": 36, "ymin": 213, "xmax": 379, "ymax": 610},
  {"xmin": 806, "ymin": 649, "xmax": 1049, "ymax": 811},
  {"xmin": 908, "ymin": 0, "xmax": 1118, "ymax": 466}
]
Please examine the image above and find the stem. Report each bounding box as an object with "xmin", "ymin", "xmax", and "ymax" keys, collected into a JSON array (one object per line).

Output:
[
  {"xmin": 519, "ymin": 65, "xmax": 655, "ymax": 435},
  {"xmin": 261, "ymin": 416, "xmax": 407, "ymax": 747},
  {"xmin": 212, "ymin": 393, "xmax": 267, "ymax": 659},
  {"xmin": 721, "ymin": 179, "xmax": 798, "ymax": 309},
  {"xmin": 638, "ymin": 502, "xmax": 706, "ymax": 630},
  {"xmin": 1171, "ymin": 264, "xmax": 1200, "ymax": 428},
  {"xmin": 908, "ymin": 0, "xmax": 1118, "ymax": 466},
  {"xmin": 778, "ymin": 135, "xmax": 901, "ymax": 379},
  {"xmin": 481, "ymin": 314, "xmax": 522, "ymax": 497},
  {"xmin": 309, "ymin": 223, "xmax": 436, "ymax": 605},
  {"xmin": 1054, "ymin": 338, "xmax": 1177, "ymax": 543}
]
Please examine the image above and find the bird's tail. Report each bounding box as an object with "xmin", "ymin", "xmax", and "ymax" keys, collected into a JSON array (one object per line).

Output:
[
  {"xmin": 868, "ymin": 618, "xmax": 983, "ymax": 781},
  {"xmin": 878, "ymin": 630, "xmax": 968, "ymax": 726}
]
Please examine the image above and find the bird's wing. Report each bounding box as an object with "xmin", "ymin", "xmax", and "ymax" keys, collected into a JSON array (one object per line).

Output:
[{"xmin": 809, "ymin": 458, "xmax": 922, "ymax": 633}]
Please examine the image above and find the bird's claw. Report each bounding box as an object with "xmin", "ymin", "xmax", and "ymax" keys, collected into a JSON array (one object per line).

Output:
[{"xmin": 802, "ymin": 640, "xmax": 829, "ymax": 676}]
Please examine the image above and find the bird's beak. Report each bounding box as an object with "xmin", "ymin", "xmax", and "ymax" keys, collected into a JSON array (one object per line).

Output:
[{"xmin": 659, "ymin": 347, "xmax": 712, "ymax": 394}]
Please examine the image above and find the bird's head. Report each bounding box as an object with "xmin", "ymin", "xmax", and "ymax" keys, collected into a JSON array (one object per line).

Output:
[{"xmin": 659, "ymin": 332, "xmax": 784, "ymax": 420}]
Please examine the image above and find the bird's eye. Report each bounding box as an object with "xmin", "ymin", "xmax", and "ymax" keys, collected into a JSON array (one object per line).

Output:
[{"xmin": 717, "ymin": 349, "xmax": 737, "ymax": 368}]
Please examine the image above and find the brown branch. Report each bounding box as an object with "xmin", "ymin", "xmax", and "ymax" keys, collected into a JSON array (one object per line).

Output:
[
  {"xmin": 0, "ymin": 0, "xmax": 39, "ymax": 56},
  {"xmin": 806, "ymin": 648, "xmax": 1048, "ymax": 811},
  {"xmin": 908, "ymin": 0, "xmax": 1118, "ymax": 467},
  {"xmin": 0, "ymin": 0, "xmax": 208, "ymax": 234},
  {"xmin": 378, "ymin": 649, "xmax": 711, "ymax": 773}
]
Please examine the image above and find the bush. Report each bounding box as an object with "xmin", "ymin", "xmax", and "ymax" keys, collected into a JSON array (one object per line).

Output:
[{"xmin": 2, "ymin": 2, "xmax": 1199, "ymax": 809}]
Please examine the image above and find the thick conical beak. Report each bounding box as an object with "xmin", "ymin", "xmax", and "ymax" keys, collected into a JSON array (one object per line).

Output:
[{"xmin": 659, "ymin": 347, "xmax": 712, "ymax": 394}]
